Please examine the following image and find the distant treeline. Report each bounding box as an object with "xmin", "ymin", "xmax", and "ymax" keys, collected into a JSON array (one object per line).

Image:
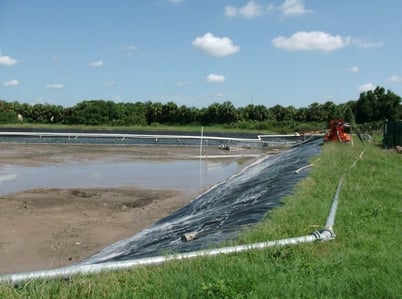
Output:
[{"xmin": 1, "ymin": 86, "xmax": 401, "ymax": 131}]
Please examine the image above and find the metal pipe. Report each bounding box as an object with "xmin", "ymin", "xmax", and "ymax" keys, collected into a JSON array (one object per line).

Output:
[{"xmin": 0, "ymin": 230, "xmax": 333, "ymax": 285}]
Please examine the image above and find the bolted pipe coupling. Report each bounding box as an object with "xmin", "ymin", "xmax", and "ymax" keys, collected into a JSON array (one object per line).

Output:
[{"xmin": 311, "ymin": 228, "xmax": 336, "ymax": 241}]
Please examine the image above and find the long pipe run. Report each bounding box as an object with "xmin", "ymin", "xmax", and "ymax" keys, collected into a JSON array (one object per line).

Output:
[{"xmin": 0, "ymin": 229, "xmax": 334, "ymax": 285}]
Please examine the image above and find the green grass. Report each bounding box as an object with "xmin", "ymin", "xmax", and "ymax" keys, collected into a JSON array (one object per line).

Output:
[{"xmin": 1, "ymin": 141, "xmax": 401, "ymax": 298}]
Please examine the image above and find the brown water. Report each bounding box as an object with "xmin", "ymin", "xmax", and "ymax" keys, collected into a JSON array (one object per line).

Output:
[{"xmin": 0, "ymin": 159, "xmax": 244, "ymax": 195}]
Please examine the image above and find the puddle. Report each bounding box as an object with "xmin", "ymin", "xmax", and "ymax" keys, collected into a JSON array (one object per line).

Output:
[{"xmin": 0, "ymin": 159, "xmax": 245, "ymax": 196}]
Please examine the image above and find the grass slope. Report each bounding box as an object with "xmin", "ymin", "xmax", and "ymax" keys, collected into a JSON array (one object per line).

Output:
[{"xmin": 1, "ymin": 141, "xmax": 401, "ymax": 298}]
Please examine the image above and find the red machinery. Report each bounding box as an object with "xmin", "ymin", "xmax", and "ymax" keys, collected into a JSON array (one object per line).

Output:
[{"xmin": 324, "ymin": 119, "xmax": 352, "ymax": 142}]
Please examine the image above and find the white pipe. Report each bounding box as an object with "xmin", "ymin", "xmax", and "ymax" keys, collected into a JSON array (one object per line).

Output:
[
  {"xmin": 325, "ymin": 175, "xmax": 344, "ymax": 231},
  {"xmin": 0, "ymin": 131, "xmax": 321, "ymax": 145},
  {"xmin": 295, "ymin": 164, "xmax": 313, "ymax": 174},
  {"xmin": 199, "ymin": 126, "xmax": 203, "ymax": 157},
  {"xmin": 0, "ymin": 230, "xmax": 333, "ymax": 285},
  {"xmin": 0, "ymin": 131, "xmax": 260, "ymax": 142}
]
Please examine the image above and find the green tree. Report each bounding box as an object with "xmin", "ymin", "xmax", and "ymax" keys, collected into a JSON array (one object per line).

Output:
[
  {"xmin": 306, "ymin": 102, "xmax": 325, "ymax": 122},
  {"xmin": 123, "ymin": 102, "xmax": 147, "ymax": 126},
  {"xmin": 322, "ymin": 101, "xmax": 343, "ymax": 122},
  {"xmin": 295, "ymin": 107, "xmax": 308, "ymax": 122},
  {"xmin": 161, "ymin": 101, "xmax": 179, "ymax": 124},
  {"xmin": 144, "ymin": 101, "xmax": 163, "ymax": 124},
  {"xmin": 177, "ymin": 105, "xmax": 198, "ymax": 125},
  {"xmin": 355, "ymin": 86, "xmax": 401, "ymax": 123},
  {"xmin": 269, "ymin": 105, "xmax": 287, "ymax": 121},
  {"xmin": 219, "ymin": 101, "xmax": 238, "ymax": 124},
  {"xmin": 202, "ymin": 102, "xmax": 221, "ymax": 124},
  {"xmin": 64, "ymin": 100, "xmax": 118, "ymax": 125}
]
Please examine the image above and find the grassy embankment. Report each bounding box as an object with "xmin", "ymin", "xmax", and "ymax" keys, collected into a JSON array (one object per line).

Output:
[{"xmin": 1, "ymin": 140, "xmax": 401, "ymax": 298}]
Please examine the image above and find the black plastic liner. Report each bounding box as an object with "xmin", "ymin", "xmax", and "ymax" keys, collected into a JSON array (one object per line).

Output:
[
  {"xmin": 80, "ymin": 138, "xmax": 322, "ymax": 265},
  {"xmin": 0, "ymin": 128, "xmax": 305, "ymax": 147}
]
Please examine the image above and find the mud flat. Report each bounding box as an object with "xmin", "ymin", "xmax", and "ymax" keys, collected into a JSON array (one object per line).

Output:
[{"xmin": 0, "ymin": 143, "xmax": 269, "ymax": 274}]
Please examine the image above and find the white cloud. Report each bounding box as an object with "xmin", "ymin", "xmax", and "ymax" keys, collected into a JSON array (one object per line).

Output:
[
  {"xmin": 272, "ymin": 31, "xmax": 351, "ymax": 52},
  {"xmin": 206, "ymin": 74, "xmax": 225, "ymax": 83},
  {"xmin": 45, "ymin": 84, "xmax": 64, "ymax": 89},
  {"xmin": 176, "ymin": 81, "xmax": 190, "ymax": 87},
  {"xmin": 357, "ymin": 83, "xmax": 375, "ymax": 93},
  {"xmin": 192, "ymin": 33, "xmax": 240, "ymax": 57},
  {"xmin": 169, "ymin": 0, "xmax": 183, "ymax": 3},
  {"xmin": 0, "ymin": 55, "xmax": 18, "ymax": 66},
  {"xmin": 89, "ymin": 60, "xmax": 103, "ymax": 67},
  {"xmin": 225, "ymin": 0, "xmax": 309, "ymax": 19},
  {"xmin": 224, "ymin": 1, "xmax": 270, "ymax": 18},
  {"xmin": 224, "ymin": 5, "xmax": 238, "ymax": 17},
  {"xmin": 3, "ymin": 79, "xmax": 19, "ymax": 86},
  {"xmin": 280, "ymin": 0, "xmax": 312, "ymax": 16},
  {"xmin": 345, "ymin": 66, "xmax": 359, "ymax": 73},
  {"xmin": 389, "ymin": 75, "xmax": 402, "ymax": 83}
]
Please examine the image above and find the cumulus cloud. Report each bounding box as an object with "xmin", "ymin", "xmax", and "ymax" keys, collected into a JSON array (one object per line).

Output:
[
  {"xmin": 224, "ymin": 1, "xmax": 272, "ymax": 18},
  {"xmin": 272, "ymin": 31, "xmax": 351, "ymax": 52},
  {"xmin": 176, "ymin": 81, "xmax": 190, "ymax": 87},
  {"xmin": 279, "ymin": 0, "xmax": 312, "ymax": 16},
  {"xmin": 45, "ymin": 84, "xmax": 64, "ymax": 89},
  {"xmin": 192, "ymin": 33, "xmax": 240, "ymax": 57},
  {"xmin": 0, "ymin": 55, "xmax": 18, "ymax": 66},
  {"xmin": 89, "ymin": 60, "xmax": 103, "ymax": 67},
  {"xmin": 206, "ymin": 74, "xmax": 225, "ymax": 83},
  {"xmin": 357, "ymin": 83, "xmax": 375, "ymax": 93},
  {"xmin": 3, "ymin": 79, "xmax": 19, "ymax": 86},
  {"xmin": 389, "ymin": 75, "xmax": 402, "ymax": 83}
]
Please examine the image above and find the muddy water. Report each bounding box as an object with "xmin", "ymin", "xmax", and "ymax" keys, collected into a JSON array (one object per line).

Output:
[{"xmin": 0, "ymin": 159, "xmax": 244, "ymax": 196}]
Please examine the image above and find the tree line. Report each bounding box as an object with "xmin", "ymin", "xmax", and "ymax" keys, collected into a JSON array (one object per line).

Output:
[{"xmin": 1, "ymin": 86, "xmax": 400, "ymax": 130}]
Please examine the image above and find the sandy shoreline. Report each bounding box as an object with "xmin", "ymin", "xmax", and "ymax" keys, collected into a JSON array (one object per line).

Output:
[{"xmin": 0, "ymin": 143, "xmax": 269, "ymax": 274}]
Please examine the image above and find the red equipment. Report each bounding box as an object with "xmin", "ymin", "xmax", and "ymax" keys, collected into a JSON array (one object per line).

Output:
[{"xmin": 324, "ymin": 119, "xmax": 352, "ymax": 142}]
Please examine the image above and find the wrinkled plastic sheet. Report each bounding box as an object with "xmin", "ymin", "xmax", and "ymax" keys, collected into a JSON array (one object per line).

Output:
[
  {"xmin": 0, "ymin": 129, "xmax": 305, "ymax": 147},
  {"xmin": 79, "ymin": 138, "xmax": 322, "ymax": 265}
]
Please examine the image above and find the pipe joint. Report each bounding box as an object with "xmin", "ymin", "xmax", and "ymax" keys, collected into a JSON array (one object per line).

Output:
[
  {"xmin": 311, "ymin": 228, "xmax": 335, "ymax": 241},
  {"xmin": 181, "ymin": 232, "xmax": 199, "ymax": 242}
]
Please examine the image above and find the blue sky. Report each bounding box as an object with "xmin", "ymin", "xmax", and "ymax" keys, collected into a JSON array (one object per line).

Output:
[{"xmin": 1, "ymin": 0, "xmax": 401, "ymax": 108}]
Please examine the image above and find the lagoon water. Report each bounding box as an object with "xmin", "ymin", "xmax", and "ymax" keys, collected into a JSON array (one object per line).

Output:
[{"xmin": 0, "ymin": 159, "xmax": 243, "ymax": 196}]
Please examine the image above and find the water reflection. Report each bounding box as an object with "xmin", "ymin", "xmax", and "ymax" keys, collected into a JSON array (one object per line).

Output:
[{"xmin": 0, "ymin": 159, "xmax": 244, "ymax": 196}]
